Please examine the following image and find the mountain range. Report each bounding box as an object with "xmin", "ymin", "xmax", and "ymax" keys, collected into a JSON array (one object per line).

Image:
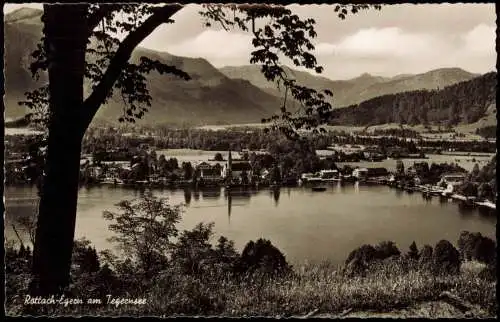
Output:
[
  {"xmin": 219, "ymin": 66, "xmax": 480, "ymax": 108},
  {"xmin": 3, "ymin": 8, "xmax": 493, "ymax": 127}
]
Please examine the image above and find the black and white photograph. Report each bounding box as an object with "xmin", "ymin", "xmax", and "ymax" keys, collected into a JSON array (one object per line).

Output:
[{"xmin": 3, "ymin": 2, "xmax": 497, "ymax": 317}]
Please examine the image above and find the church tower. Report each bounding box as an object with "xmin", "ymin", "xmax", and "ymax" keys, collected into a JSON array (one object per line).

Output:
[{"xmin": 227, "ymin": 150, "xmax": 232, "ymax": 183}]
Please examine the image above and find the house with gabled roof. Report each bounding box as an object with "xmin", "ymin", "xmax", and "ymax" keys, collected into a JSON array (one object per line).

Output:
[{"xmin": 195, "ymin": 161, "xmax": 223, "ymax": 182}]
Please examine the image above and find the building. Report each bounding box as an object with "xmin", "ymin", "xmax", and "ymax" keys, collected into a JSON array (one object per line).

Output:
[
  {"xmin": 80, "ymin": 164, "xmax": 103, "ymax": 180},
  {"xmin": 353, "ymin": 167, "xmax": 389, "ymax": 180},
  {"xmin": 437, "ymin": 173, "xmax": 467, "ymax": 187},
  {"xmin": 224, "ymin": 162, "xmax": 253, "ymax": 183},
  {"xmin": 88, "ymin": 166, "xmax": 103, "ymax": 179},
  {"xmin": 353, "ymin": 168, "xmax": 368, "ymax": 179},
  {"xmin": 319, "ymin": 169, "xmax": 340, "ymax": 180},
  {"xmin": 222, "ymin": 151, "xmax": 253, "ymax": 183},
  {"xmin": 196, "ymin": 162, "xmax": 222, "ymax": 183},
  {"xmin": 104, "ymin": 166, "xmax": 122, "ymax": 180}
]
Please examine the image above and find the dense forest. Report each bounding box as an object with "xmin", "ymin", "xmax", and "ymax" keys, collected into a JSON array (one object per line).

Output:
[{"xmin": 329, "ymin": 72, "xmax": 496, "ymax": 126}]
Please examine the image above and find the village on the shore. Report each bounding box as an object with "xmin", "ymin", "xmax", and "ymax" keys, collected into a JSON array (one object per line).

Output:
[{"xmin": 5, "ymin": 127, "xmax": 496, "ymax": 217}]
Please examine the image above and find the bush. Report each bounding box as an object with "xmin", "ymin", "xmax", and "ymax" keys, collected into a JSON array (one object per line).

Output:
[
  {"xmin": 458, "ymin": 231, "xmax": 482, "ymax": 261},
  {"xmin": 168, "ymin": 222, "xmax": 241, "ymax": 280},
  {"xmin": 214, "ymin": 236, "xmax": 240, "ymax": 270},
  {"xmin": 345, "ymin": 244, "xmax": 378, "ymax": 264},
  {"xmin": 172, "ymin": 222, "xmax": 214, "ymax": 273},
  {"xmin": 417, "ymin": 244, "xmax": 434, "ymax": 271},
  {"xmin": 72, "ymin": 238, "xmax": 100, "ymax": 274},
  {"xmin": 458, "ymin": 231, "xmax": 496, "ymax": 265},
  {"xmin": 5, "ymin": 243, "xmax": 32, "ymax": 314},
  {"xmin": 344, "ymin": 241, "xmax": 402, "ymax": 277},
  {"xmin": 374, "ymin": 241, "xmax": 401, "ymax": 260},
  {"xmin": 474, "ymin": 236, "xmax": 496, "ymax": 266},
  {"xmin": 407, "ymin": 241, "xmax": 419, "ymax": 260},
  {"xmin": 102, "ymin": 193, "xmax": 183, "ymax": 275},
  {"xmin": 67, "ymin": 265, "xmax": 121, "ymax": 302},
  {"xmin": 98, "ymin": 257, "xmax": 150, "ymax": 295},
  {"xmin": 237, "ymin": 239, "xmax": 291, "ymax": 277},
  {"xmin": 432, "ymin": 240, "xmax": 460, "ymax": 275},
  {"xmin": 344, "ymin": 244, "xmax": 378, "ymax": 276}
]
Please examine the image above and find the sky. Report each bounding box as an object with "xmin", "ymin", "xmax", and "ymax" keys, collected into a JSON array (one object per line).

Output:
[{"xmin": 4, "ymin": 3, "xmax": 497, "ymax": 80}]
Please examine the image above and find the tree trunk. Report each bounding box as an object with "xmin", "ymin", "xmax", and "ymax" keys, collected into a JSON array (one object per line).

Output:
[{"xmin": 31, "ymin": 4, "xmax": 89, "ymax": 296}]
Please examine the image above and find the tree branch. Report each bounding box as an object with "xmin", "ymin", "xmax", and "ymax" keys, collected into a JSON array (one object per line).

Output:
[
  {"xmin": 86, "ymin": 4, "xmax": 121, "ymax": 35},
  {"xmin": 81, "ymin": 4, "xmax": 183, "ymax": 130}
]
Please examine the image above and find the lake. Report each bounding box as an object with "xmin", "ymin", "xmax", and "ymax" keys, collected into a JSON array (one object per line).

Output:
[{"xmin": 4, "ymin": 183, "xmax": 496, "ymax": 266}]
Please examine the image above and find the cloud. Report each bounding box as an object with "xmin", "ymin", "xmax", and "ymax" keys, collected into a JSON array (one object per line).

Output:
[
  {"xmin": 445, "ymin": 23, "xmax": 497, "ymax": 74},
  {"xmin": 310, "ymin": 24, "xmax": 496, "ymax": 79},
  {"xmin": 461, "ymin": 23, "xmax": 496, "ymax": 55},
  {"xmin": 165, "ymin": 29, "xmax": 253, "ymax": 66},
  {"xmin": 154, "ymin": 21, "xmax": 495, "ymax": 80},
  {"xmin": 314, "ymin": 43, "xmax": 337, "ymax": 56},
  {"xmin": 314, "ymin": 27, "xmax": 444, "ymax": 59}
]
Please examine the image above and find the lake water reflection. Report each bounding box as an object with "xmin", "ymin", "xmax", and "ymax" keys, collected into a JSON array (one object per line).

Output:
[{"xmin": 4, "ymin": 183, "xmax": 496, "ymax": 266}]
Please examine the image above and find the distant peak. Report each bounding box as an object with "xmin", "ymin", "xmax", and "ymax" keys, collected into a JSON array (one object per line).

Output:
[
  {"xmin": 349, "ymin": 72, "xmax": 379, "ymax": 81},
  {"xmin": 424, "ymin": 67, "xmax": 472, "ymax": 75}
]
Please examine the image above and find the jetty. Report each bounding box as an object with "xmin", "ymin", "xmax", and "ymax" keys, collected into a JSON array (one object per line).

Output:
[
  {"xmin": 474, "ymin": 200, "xmax": 496, "ymax": 210},
  {"xmin": 474, "ymin": 200, "xmax": 496, "ymax": 215}
]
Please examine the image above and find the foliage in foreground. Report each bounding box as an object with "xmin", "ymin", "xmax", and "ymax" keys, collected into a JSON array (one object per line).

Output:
[
  {"xmin": 5, "ymin": 195, "xmax": 497, "ymax": 317},
  {"xmin": 6, "ymin": 244, "xmax": 496, "ymax": 317}
]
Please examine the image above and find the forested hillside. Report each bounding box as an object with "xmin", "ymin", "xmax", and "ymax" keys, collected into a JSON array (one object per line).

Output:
[{"xmin": 329, "ymin": 72, "xmax": 496, "ymax": 126}]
